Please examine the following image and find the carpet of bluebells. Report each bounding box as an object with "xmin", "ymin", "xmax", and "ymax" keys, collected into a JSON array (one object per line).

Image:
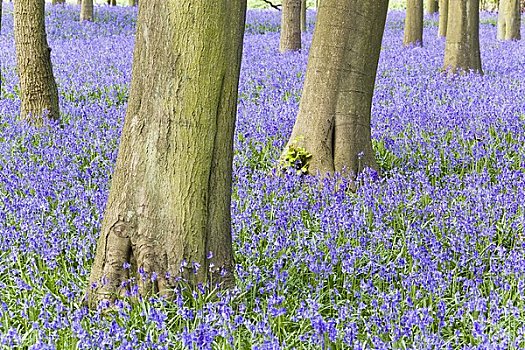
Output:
[{"xmin": 0, "ymin": 4, "xmax": 525, "ymax": 350}]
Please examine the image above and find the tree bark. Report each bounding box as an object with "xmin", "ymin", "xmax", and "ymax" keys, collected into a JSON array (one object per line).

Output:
[
  {"xmin": 404, "ymin": 0, "xmax": 424, "ymax": 46},
  {"xmin": 438, "ymin": 0, "xmax": 448, "ymax": 37},
  {"xmin": 87, "ymin": 0, "xmax": 246, "ymax": 305},
  {"xmin": 497, "ymin": 0, "xmax": 521, "ymax": 40},
  {"xmin": 426, "ymin": 0, "xmax": 439, "ymax": 13},
  {"xmin": 13, "ymin": 0, "xmax": 60, "ymax": 121},
  {"xmin": 282, "ymin": 0, "xmax": 387, "ymax": 177},
  {"xmin": 280, "ymin": 0, "xmax": 302, "ymax": 52},
  {"xmin": 300, "ymin": 0, "xmax": 307, "ymax": 32},
  {"xmin": 444, "ymin": 0, "xmax": 482, "ymax": 74},
  {"xmin": 80, "ymin": 0, "xmax": 94, "ymax": 21}
]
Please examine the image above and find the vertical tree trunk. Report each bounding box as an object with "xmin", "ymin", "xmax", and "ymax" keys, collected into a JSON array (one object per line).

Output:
[
  {"xmin": 444, "ymin": 0, "xmax": 482, "ymax": 74},
  {"xmin": 280, "ymin": 0, "xmax": 302, "ymax": 52},
  {"xmin": 404, "ymin": 0, "xmax": 424, "ymax": 46},
  {"xmin": 87, "ymin": 0, "xmax": 246, "ymax": 305},
  {"xmin": 14, "ymin": 0, "xmax": 60, "ymax": 121},
  {"xmin": 438, "ymin": 0, "xmax": 449, "ymax": 37},
  {"xmin": 300, "ymin": 0, "xmax": 307, "ymax": 32},
  {"xmin": 282, "ymin": 0, "xmax": 387, "ymax": 177},
  {"xmin": 110, "ymin": 0, "xmax": 117, "ymax": 6},
  {"xmin": 80, "ymin": 0, "xmax": 94, "ymax": 21},
  {"xmin": 52, "ymin": 0, "xmax": 65, "ymax": 4},
  {"xmin": 497, "ymin": 0, "xmax": 521, "ymax": 40},
  {"xmin": 426, "ymin": 0, "xmax": 439, "ymax": 13}
]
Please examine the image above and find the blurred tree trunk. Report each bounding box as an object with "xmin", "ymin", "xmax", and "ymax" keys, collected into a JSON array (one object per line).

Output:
[
  {"xmin": 426, "ymin": 0, "xmax": 438, "ymax": 13},
  {"xmin": 404, "ymin": 0, "xmax": 423, "ymax": 46},
  {"xmin": 52, "ymin": 0, "xmax": 65, "ymax": 4},
  {"xmin": 280, "ymin": 0, "xmax": 301, "ymax": 52},
  {"xmin": 300, "ymin": 0, "xmax": 307, "ymax": 32},
  {"xmin": 282, "ymin": 0, "xmax": 388, "ymax": 177},
  {"xmin": 87, "ymin": 0, "xmax": 246, "ymax": 306},
  {"xmin": 497, "ymin": 0, "xmax": 521, "ymax": 40},
  {"xmin": 0, "ymin": 0, "xmax": 2, "ymax": 35},
  {"xmin": 13, "ymin": 0, "xmax": 60, "ymax": 121},
  {"xmin": 80, "ymin": 0, "xmax": 93, "ymax": 21},
  {"xmin": 444, "ymin": 0, "xmax": 482, "ymax": 74},
  {"xmin": 438, "ymin": 0, "xmax": 448, "ymax": 37}
]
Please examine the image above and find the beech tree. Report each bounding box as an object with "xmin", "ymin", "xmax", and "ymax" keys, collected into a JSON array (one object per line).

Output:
[
  {"xmin": 80, "ymin": 0, "xmax": 94, "ymax": 21},
  {"xmin": 497, "ymin": 0, "xmax": 521, "ymax": 41},
  {"xmin": 14, "ymin": 0, "xmax": 60, "ymax": 121},
  {"xmin": 404, "ymin": 0, "xmax": 423, "ymax": 46},
  {"xmin": 438, "ymin": 0, "xmax": 448, "ymax": 37},
  {"xmin": 280, "ymin": 0, "xmax": 301, "ymax": 52},
  {"xmin": 443, "ymin": 0, "xmax": 482, "ymax": 74},
  {"xmin": 87, "ymin": 0, "xmax": 246, "ymax": 305},
  {"xmin": 426, "ymin": 0, "xmax": 438, "ymax": 14},
  {"xmin": 282, "ymin": 0, "xmax": 388, "ymax": 177}
]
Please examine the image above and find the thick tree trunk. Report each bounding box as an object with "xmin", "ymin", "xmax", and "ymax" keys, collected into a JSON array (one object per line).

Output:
[
  {"xmin": 80, "ymin": 0, "xmax": 94, "ymax": 21},
  {"xmin": 444, "ymin": 0, "xmax": 482, "ymax": 74},
  {"xmin": 282, "ymin": 0, "xmax": 387, "ymax": 177},
  {"xmin": 87, "ymin": 0, "xmax": 246, "ymax": 305},
  {"xmin": 14, "ymin": 0, "xmax": 60, "ymax": 121},
  {"xmin": 300, "ymin": 0, "xmax": 307, "ymax": 32},
  {"xmin": 280, "ymin": 0, "xmax": 302, "ymax": 52},
  {"xmin": 404, "ymin": 0, "xmax": 424, "ymax": 46},
  {"xmin": 426, "ymin": 0, "xmax": 438, "ymax": 13},
  {"xmin": 438, "ymin": 0, "xmax": 448, "ymax": 37},
  {"xmin": 497, "ymin": 0, "xmax": 521, "ymax": 40}
]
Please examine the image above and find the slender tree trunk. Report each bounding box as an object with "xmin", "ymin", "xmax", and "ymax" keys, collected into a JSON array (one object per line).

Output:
[
  {"xmin": 282, "ymin": 0, "xmax": 387, "ymax": 177},
  {"xmin": 497, "ymin": 0, "xmax": 521, "ymax": 40},
  {"xmin": 426, "ymin": 0, "xmax": 438, "ymax": 13},
  {"xmin": 13, "ymin": 0, "xmax": 60, "ymax": 121},
  {"xmin": 80, "ymin": 0, "xmax": 93, "ymax": 21},
  {"xmin": 87, "ymin": 0, "xmax": 246, "ymax": 305},
  {"xmin": 444, "ymin": 0, "xmax": 482, "ymax": 74},
  {"xmin": 52, "ymin": 0, "xmax": 65, "ymax": 4},
  {"xmin": 404, "ymin": 0, "xmax": 424, "ymax": 46},
  {"xmin": 438, "ymin": 0, "xmax": 448, "ymax": 37},
  {"xmin": 110, "ymin": 0, "xmax": 116, "ymax": 6},
  {"xmin": 280, "ymin": 0, "xmax": 302, "ymax": 52},
  {"xmin": 300, "ymin": 0, "xmax": 307, "ymax": 32},
  {"xmin": 0, "ymin": 0, "xmax": 2, "ymax": 35}
]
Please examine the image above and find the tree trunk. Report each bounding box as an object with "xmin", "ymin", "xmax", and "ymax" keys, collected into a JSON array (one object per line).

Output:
[
  {"xmin": 497, "ymin": 0, "xmax": 521, "ymax": 40},
  {"xmin": 110, "ymin": 0, "xmax": 117, "ymax": 5},
  {"xmin": 51, "ymin": 0, "xmax": 65, "ymax": 4},
  {"xmin": 300, "ymin": 0, "xmax": 307, "ymax": 32},
  {"xmin": 426, "ymin": 0, "xmax": 438, "ymax": 13},
  {"xmin": 438, "ymin": 0, "xmax": 448, "ymax": 37},
  {"xmin": 282, "ymin": 0, "xmax": 387, "ymax": 177},
  {"xmin": 0, "ymin": 0, "xmax": 2, "ymax": 35},
  {"xmin": 444, "ymin": 0, "xmax": 482, "ymax": 74},
  {"xmin": 280, "ymin": 0, "xmax": 302, "ymax": 52},
  {"xmin": 80, "ymin": 0, "xmax": 94, "ymax": 21},
  {"xmin": 404, "ymin": 0, "xmax": 424, "ymax": 46},
  {"xmin": 87, "ymin": 0, "xmax": 246, "ymax": 305},
  {"xmin": 13, "ymin": 0, "xmax": 60, "ymax": 121}
]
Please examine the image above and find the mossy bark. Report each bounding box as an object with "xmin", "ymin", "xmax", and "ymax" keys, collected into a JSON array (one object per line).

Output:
[
  {"xmin": 497, "ymin": 0, "xmax": 521, "ymax": 41},
  {"xmin": 282, "ymin": 0, "xmax": 387, "ymax": 177},
  {"xmin": 14, "ymin": 0, "xmax": 60, "ymax": 121},
  {"xmin": 438, "ymin": 0, "xmax": 448, "ymax": 37},
  {"xmin": 443, "ymin": 0, "xmax": 482, "ymax": 74},
  {"xmin": 80, "ymin": 0, "xmax": 94, "ymax": 21},
  {"xmin": 87, "ymin": 0, "xmax": 246, "ymax": 306},
  {"xmin": 404, "ymin": 0, "xmax": 424, "ymax": 46},
  {"xmin": 280, "ymin": 0, "xmax": 302, "ymax": 52}
]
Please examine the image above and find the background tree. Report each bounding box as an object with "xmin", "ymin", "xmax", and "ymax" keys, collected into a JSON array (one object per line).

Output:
[
  {"xmin": 443, "ymin": 0, "xmax": 482, "ymax": 74},
  {"xmin": 14, "ymin": 0, "xmax": 60, "ymax": 121},
  {"xmin": 426, "ymin": 0, "xmax": 438, "ymax": 14},
  {"xmin": 300, "ymin": 0, "xmax": 307, "ymax": 33},
  {"xmin": 404, "ymin": 0, "xmax": 423, "ymax": 46},
  {"xmin": 51, "ymin": 0, "xmax": 65, "ymax": 4},
  {"xmin": 282, "ymin": 0, "xmax": 388, "ymax": 177},
  {"xmin": 280, "ymin": 0, "xmax": 301, "ymax": 52},
  {"xmin": 87, "ymin": 0, "xmax": 246, "ymax": 304},
  {"xmin": 497, "ymin": 0, "xmax": 521, "ymax": 41},
  {"xmin": 80, "ymin": 0, "xmax": 94, "ymax": 21},
  {"xmin": 438, "ymin": 0, "xmax": 448, "ymax": 37}
]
